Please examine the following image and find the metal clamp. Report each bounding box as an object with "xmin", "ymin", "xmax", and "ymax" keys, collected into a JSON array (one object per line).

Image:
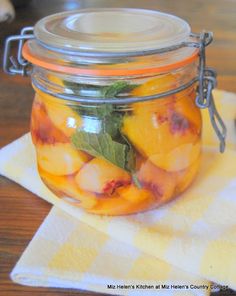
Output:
[
  {"xmin": 195, "ymin": 32, "xmax": 226, "ymax": 152},
  {"xmin": 3, "ymin": 26, "xmax": 34, "ymax": 76}
]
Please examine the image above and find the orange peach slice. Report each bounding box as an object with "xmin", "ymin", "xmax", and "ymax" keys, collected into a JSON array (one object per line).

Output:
[
  {"xmin": 75, "ymin": 157, "xmax": 131, "ymax": 194},
  {"xmin": 122, "ymin": 107, "xmax": 165, "ymax": 157},
  {"xmin": 34, "ymin": 88, "xmax": 82, "ymax": 137},
  {"xmin": 36, "ymin": 143, "xmax": 90, "ymax": 176},
  {"xmin": 31, "ymin": 98, "xmax": 68, "ymax": 145},
  {"xmin": 122, "ymin": 77, "xmax": 201, "ymax": 163},
  {"xmin": 122, "ymin": 102, "xmax": 198, "ymax": 157},
  {"xmin": 174, "ymin": 87, "xmax": 202, "ymax": 132},
  {"xmin": 88, "ymin": 186, "xmax": 156, "ymax": 215},
  {"xmin": 117, "ymin": 184, "xmax": 154, "ymax": 203},
  {"xmin": 131, "ymin": 74, "xmax": 177, "ymax": 97},
  {"xmin": 87, "ymin": 197, "xmax": 130, "ymax": 215},
  {"xmin": 137, "ymin": 159, "xmax": 176, "ymax": 203},
  {"xmin": 149, "ymin": 141, "xmax": 201, "ymax": 172},
  {"xmin": 43, "ymin": 100, "xmax": 82, "ymax": 137},
  {"xmin": 39, "ymin": 167, "xmax": 97, "ymax": 209}
]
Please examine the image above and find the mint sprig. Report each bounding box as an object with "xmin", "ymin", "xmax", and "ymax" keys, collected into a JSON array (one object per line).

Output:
[
  {"xmin": 68, "ymin": 80, "xmax": 142, "ymax": 188},
  {"xmin": 71, "ymin": 131, "xmax": 134, "ymax": 172}
]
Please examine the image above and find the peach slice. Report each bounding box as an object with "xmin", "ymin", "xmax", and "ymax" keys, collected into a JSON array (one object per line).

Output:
[
  {"xmin": 174, "ymin": 87, "xmax": 202, "ymax": 132},
  {"xmin": 122, "ymin": 105, "xmax": 165, "ymax": 157},
  {"xmin": 39, "ymin": 167, "xmax": 97, "ymax": 209},
  {"xmin": 122, "ymin": 76, "xmax": 201, "ymax": 163},
  {"xmin": 36, "ymin": 143, "xmax": 90, "ymax": 176},
  {"xmin": 75, "ymin": 157, "xmax": 131, "ymax": 194},
  {"xmin": 149, "ymin": 141, "xmax": 201, "ymax": 172},
  {"xmin": 131, "ymin": 74, "xmax": 177, "ymax": 97},
  {"xmin": 123, "ymin": 108, "xmax": 198, "ymax": 159},
  {"xmin": 43, "ymin": 100, "xmax": 82, "ymax": 137},
  {"xmin": 31, "ymin": 97, "xmax": 68, "ymax": 145},
  {"xmin": 34, "ymin": 88, "xmax": 82, "ymax": 137},
  {"xmin": 87, "ymin": 197, "xmax": 130, "ymax": 215},
  {"xmin": 117, "ymin": 184, "xmax": 154, "ymax": 203},
  {"xmin": 122, "ymin": 93, "xmax": 200, "ymax": 163},
  {"xmin": 137, "ymin": 159, "xmax": 176, "ymax": 203},
  {"xmin": 88, "ymin": 185, "xmax": 156, "ymax": 215}
]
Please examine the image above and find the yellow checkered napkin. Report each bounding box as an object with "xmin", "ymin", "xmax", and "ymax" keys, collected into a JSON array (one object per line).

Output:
[
  {"xmin": 0, "ymin": 89, "xmax": 236, "ymax": 295},
  {"xmin": 11, "ymin": 206, "xmax": 210, "ymax": 296}
]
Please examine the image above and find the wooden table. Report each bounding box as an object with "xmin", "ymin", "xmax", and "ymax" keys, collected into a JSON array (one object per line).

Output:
[{"xmin": 0, "ymin": 1, "xmax": 236, "ymax": 295}]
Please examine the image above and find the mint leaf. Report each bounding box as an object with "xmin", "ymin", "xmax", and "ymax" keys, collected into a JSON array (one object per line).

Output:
[
  {"xmin": 71, "ymin": 131, "xmax": 134, "ymax": 172},
  {"xmin": 103, "ymin": 113, "xmax": 123, "ymax": 138}
]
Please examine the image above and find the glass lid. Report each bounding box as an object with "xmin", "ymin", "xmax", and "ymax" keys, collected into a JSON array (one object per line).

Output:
[{"xmin": 34, "ymin": 8, "xmax": 191, "ymax": 53}]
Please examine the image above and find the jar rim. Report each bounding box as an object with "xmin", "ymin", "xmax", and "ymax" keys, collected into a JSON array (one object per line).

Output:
[{"xmin": 22, "ymin": 8, "xmax": 199, "ymax": 77}]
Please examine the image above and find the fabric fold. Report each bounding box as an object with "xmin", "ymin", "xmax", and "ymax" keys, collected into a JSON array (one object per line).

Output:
[{"xmin": 11, "ymin": 207, "xmax": 211, "ymax": 296}]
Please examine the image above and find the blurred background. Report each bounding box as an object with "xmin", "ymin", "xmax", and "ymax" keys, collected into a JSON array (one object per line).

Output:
[
  {"xmin": 1, "ymin": 0, "xmax": 236, "ymax": 83},
  {"xmin": 0, "ymin": 0, "xmax": 236, "ymax": 145}
]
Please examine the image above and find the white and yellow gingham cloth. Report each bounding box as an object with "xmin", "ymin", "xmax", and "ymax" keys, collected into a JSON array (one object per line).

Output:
[{"xmin": 0, "ymin": 89, "xmax": 236, "ymax": 296}]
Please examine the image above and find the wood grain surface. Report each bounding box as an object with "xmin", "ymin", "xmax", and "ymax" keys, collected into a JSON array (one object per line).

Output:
[{"xmin": 0, "ymin": 0, "xmax": 236, "ymax": 295}]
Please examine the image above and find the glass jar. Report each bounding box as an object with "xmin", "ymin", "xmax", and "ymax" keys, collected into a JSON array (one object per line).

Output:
[{"xmin": 3, "ymin": 8, "xmax": 226, "ymax": 215}]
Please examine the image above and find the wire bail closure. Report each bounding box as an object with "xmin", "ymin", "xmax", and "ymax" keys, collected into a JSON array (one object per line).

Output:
[
  {"xmin": 3, "ymin": 26, "xmax": 34, "ymax": 76},
  {"xmin": 2, "ymin": 28, "xmax": 226, "ymax": 152},
  {"xmin": 195, "ymin": 32, "xmax": 226, "ymax": 152}
]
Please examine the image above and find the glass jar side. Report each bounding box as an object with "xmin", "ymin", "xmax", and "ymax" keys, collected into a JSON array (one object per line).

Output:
[
  {"xmin": 31, "ymin": 59, "xmax": 198, "ymax": 100},
  {"xmin": 30, "ymin": 64, "xmax": 201, "ymax": 215}
]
